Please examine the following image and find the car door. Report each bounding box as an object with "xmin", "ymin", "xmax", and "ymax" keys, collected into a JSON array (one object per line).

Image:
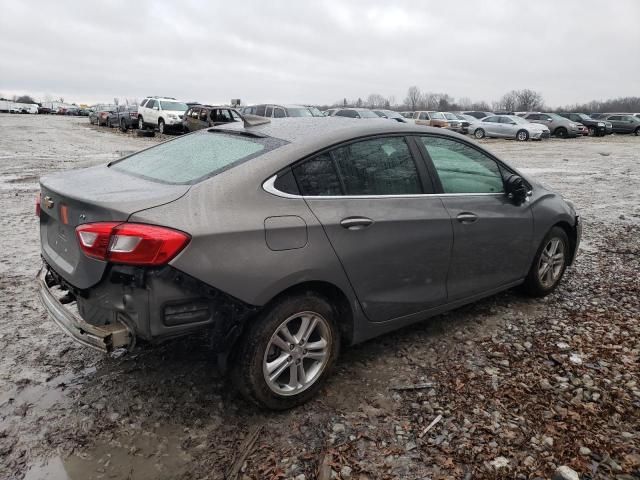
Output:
[
  {"xmin": 498, "ymin": 116, "xmax": 517, "ymax": 138},
  {"xmin": 620, "ymin": 115, "xmax": 636, "ymax": 133},
  {"xmin": 606, "ymin": 115, "xmax": 622, "ymax": 132},
  {"xmin": 293, "ymin": 135, "xmax": 452, "ymax": 323},
  {"xmin": 146, "ymin": 99, "xmax": 158, "ymax": 124},
  {"xmin": 418, "ymin": 135, "xmax": 533, "ymax": 300},
  {"xmin": 481, "ymin": 116, "xmax": 500, "ymax": 137}
]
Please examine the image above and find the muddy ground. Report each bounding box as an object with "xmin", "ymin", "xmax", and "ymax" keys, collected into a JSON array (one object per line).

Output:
[{"xmin": 0, "ymin": 114, "xmax": 638, "ymax": 480}]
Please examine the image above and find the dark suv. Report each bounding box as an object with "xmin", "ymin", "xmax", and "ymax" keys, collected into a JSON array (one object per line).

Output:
[
  {"xmin": 182, "ymin": 105, "xmax": 240, "ymax": 132},
  {"xmin": 557, "ymin": 113, "xmax": 609, "ymax": 136},
  {"xmin": 603, "ymin": 114, "xmax": 640, "ymax": 135}
]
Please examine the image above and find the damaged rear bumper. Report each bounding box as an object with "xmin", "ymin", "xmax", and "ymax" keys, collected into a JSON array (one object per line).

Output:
[{"xmin": 37, "ymin": 267, "xmax": 133, "ymax": 353}]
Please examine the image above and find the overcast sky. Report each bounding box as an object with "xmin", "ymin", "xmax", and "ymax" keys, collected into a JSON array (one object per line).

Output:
[{"xmin": 1, "ymin": 0, "xmax": 638, "ymax": 107}]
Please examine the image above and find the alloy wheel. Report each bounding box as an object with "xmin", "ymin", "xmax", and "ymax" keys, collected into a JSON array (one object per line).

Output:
[
  {"xmin": 537, "ymin": 238, "xmax": 565, "ymax": 289},
  {"xmin": 262, "ymin": 311, "xmax": 331, "ymax": 396},
  {"xmin": 517, "ymin": 130, "xmax": 528, "ymax": 141}
]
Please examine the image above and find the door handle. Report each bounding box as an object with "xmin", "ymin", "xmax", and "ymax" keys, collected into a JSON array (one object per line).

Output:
[
  {"xmin": 340, "ymin": 217, "xmax": 373, "ymax": 230},
  {"xmin": 456, "ymin": 212, "xmax": 478, "ymax": 224}
]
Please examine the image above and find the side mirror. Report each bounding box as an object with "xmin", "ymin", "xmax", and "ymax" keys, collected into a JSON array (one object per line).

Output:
[{"xmin": 505, "ymin": 174, "xmax": 528, "ymax": 204}]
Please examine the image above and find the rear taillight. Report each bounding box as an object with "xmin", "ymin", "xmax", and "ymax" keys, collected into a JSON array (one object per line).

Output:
[
  {"xmin": 76, "ymin": 222, "xmax": 190, "ymax": 266},
  {"xmin": 36, "ymin": 193, "xmax": 41, "ymax": 217}
]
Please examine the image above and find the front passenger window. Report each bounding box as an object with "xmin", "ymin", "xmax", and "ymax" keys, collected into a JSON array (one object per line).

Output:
[{"xmin": 421, "ymin": 137, "xmax": 504, "ymax": 194}]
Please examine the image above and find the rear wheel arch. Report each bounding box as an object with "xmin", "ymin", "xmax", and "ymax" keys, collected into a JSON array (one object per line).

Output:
[{"xmin": 260, "ymin": 281, "xmax": 354, "ymax": 345}]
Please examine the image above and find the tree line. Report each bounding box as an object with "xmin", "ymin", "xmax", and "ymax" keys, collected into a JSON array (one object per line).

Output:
[{"xmin": 328, "ymin": 86, "xmax": 640, "ymax": 114}]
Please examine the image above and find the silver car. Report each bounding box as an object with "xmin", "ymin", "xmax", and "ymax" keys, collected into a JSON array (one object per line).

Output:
[
  {"xmin": 522, "ymin": 112, "xmax": 581, "ymax": 138},
  {"xmin": 469, "ymin": 115, "xmax": 550, "ymax": 141},
  {"xmin": 38, "ymin": 118, "xmax": 580, "ymax": 409}
]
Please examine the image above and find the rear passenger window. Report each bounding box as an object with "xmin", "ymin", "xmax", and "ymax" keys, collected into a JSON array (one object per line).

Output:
[
  {"xmin": 140, "ymin": 99, "xmax": 148, "ymax": 107},
  {"xmin": 274, "ymin": 108, "xmax": 286, "ymax": 118},
  {"xmin": 293, "ymin": 137, "xmax": 422, "ymax": 196},
  {"xmin": 147, "ymin": 99, "xmax": 157, "ymax": 109},
  {"xmin": 421, "ymin": 137, "xmax": 504, "ymax": 194},
  {"xmin": 265, "ymin": 106, "xmax": 273, "ymax": 117},
  {"xmin": 256, "ymin": 105, "xmax": 266, "ymax": 116},
  {"xmin": 293, "ymin": 153, "xmax": 342, "ymax": 196}
]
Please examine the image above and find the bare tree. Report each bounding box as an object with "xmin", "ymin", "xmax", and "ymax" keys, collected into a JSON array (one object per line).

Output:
[
  {"xmin": 405, "ymin": 86, "xmax": 422, "ymax": 111},
  {"xmin": 515, "ymin": 89, "xmax": 544, "ymax": 111},
  {"xmin": 366, "ymin": 93, "xmax": 386, "ymax": 109},
  {"xmin": 497, "ymin": 90, "xmax": 518, "ymax": 111}
]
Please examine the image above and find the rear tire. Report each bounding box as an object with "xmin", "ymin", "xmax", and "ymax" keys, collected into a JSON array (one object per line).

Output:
[
  {"xmin": 138, "ymin": 116, "xmax": 144, "ymax": 129},
  {"xmin": 120, "ymin": 119, "xmax": 128, "ymax": 132},
  {"xmin": 635, "ymin": 127, "xmax": 640, "ymax": 136},
  {"xmin": 554, "ymin": 127, "xmax": 568, "ymax": 138},
  {"xmin": 474, "ymin": 128, "xmax": 485, "ymax": 139},
  {"xmin": 231, "ymin": 293, "xmax": 340, "ymax": 410},
  {"xmin": 106, "ymin": 118, "xmax": 111, "ymax": 128},
  {"xmin": 516, "ymin": 129, "xmax": 529, "ymax": 141},
  {"xmin": 522, "ymin": 226, "xmax": 569, "ymax": 297}
]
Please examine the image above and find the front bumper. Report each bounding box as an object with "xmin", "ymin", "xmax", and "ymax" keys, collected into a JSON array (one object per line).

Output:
[{"xmin": 38, "ymin": 267, "xmax": 133, "ymax": 352}]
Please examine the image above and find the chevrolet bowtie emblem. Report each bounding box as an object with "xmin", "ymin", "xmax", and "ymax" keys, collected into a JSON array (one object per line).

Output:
[{"xmin": 43, "ymin": 196, "xmax": 55, "ymax": 209}]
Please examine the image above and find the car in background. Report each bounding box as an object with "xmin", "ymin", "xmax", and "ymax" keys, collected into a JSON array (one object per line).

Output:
[
  {"xmin": 89, "ymin": 105, "xmax": 116, "ymax": 126},
  {"xmin": 323, "ymin": 108, "xmax": 339, "ymax": 117},
  {"xmin": 557, "ymin": 113, "xmax": 609, "ymax": 136},
  {"xmin": 373, "ymin": 109, "xmax": 408, "ymax": 123},
  {"xmin": 468, "ymin": 114, "xmax": 550, "ymax": 141},
  {"xmin": 105, "ymin": 106, "xmax": 139, "ymax": 131},
  {"xmin": 603, "ymin": 114, "xmax": 640, "ymax": 135},
  {"xmin": 463, "ymin": 111, "xmax": 495, "ymax": 120},
  {"xmin": 332, "ymin": 108, "xmax": 380, "ymax": 119},
  {"xmin": 413, "ymin": 111, "xmax": 450, "ymax": 128},
  {"xmin": 442, "ymin": 112, "xmax": 464, "ymax": 132},
  {"xmin": 521, "ymin": 113, "xmax": 580, "ymax": 138},
  {"xmin": 589, "ymin": 113, "xmax": 608, "ymax": 120},
  {"xmin": 183, "ymin": 105, "xmax": 240, "ymax": 132},
  {"xmin": 242, "ymin": 104, "xmax": 314, "ymax": 118},
  {"xmin": 138, "ymin": 97, "xmax": 189, "ymax": 134},
  {"xmin": 449, "ymin": 113, "xmax": 476, "ymax": 134},
  {"xmin": 400, "ymin": 111, "xmax": 414, "ymax": 119}
]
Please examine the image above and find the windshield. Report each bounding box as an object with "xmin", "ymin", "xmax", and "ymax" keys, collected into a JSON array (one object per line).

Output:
[
  {"xmin": 444, "ymin": 113, "xmax": 458, "ymax": 120},
  {"xmin": 577, "ymin": 113, "xmax": 590, "ymax": 121},
  {"xmin": 431, "ymin": 112, "xmax": 445, "ymax": 120},
  {"xmin": 357, "ymin": 110, "xmax": 379, "ymax": 118},
  {"xmin": 111, "ymin": 132, "xmax": 285, "ymax": 184},
  {"xmin": 306, "ymin": 106, "xmax": 323, "ymax": 117},
  {"xmin": 286, "ymin": 107, "xmax": 313, "ymax": 117},
  {"xmin": 547, "ymin": 113, "xmax": 564, "ymax": 121},
  {"xmin": 159, "ymin": 101, "xmax": 188, "ymax": 112}
]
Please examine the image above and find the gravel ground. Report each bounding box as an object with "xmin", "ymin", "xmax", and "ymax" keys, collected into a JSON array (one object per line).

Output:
[{"xmin": 0, "ymin": 114, "xmax": 638, "ymax": 480}]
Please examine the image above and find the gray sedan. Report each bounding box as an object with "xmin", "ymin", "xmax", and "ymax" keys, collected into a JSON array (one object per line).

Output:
[
  {"xmin": 470, "ymin": 115, "xmax": 550, "ymax": 141},
  {"xmin": 37, "ymin": 118, "xmax": 580, "ymax": 409}
]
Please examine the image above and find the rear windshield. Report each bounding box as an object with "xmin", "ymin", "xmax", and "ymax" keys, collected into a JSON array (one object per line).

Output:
[{"xmin": 111, "ymin": 131, "xmax": 286, "ymax": 184}]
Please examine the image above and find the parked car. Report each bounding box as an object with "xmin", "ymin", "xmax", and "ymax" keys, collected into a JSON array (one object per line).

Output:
[
  {"xmin": 242, "ymin": 104, "xmax": 314, "ymax": 118},
  {"xmin": 589, "ymin": 113, "xmax": 608, "ymax": 119},
  {"xmin": 463, "ymin": 111, "xmax": 495, "ymax": 120},
  {"xmin": 373, "ymin": 109, "xmax": 408, "ymax": 122},
  {"xmin": 89, "ymin": 105, "xmax": 116, "ymax": 125},
  {"xmin": 183, "ymin": 105, "xmax": 240, "ymax": 132},
  {"xmin": 400, "ymin": 111, "xmax": 414, "ymax": 119},
  {"xmin": 521, "ymin": 113, "xmax": 580, "ymax": 138},
  {"xmin": 138, "ymin": 97, "xmax": 189, "ymax": 133},
  {"xmin": 413, "ymin": 111, "xmax": 450, "ymax": 128},
  {"xmin": 323, "ymin": 108, "xmax": 339, "ymax": 117},
  {"xmin": 603, "ymin": 114, "xmax": 640, "ymax": 135},
  {"xmin": 38, "ymin": 106, "xmax": 53, "ymax": 114},
  {"xmin": 105, "ymin": 106, "xmax": 139, "ymax": 131},
  {"xmin": 469, "ymin": 115, "xmax": 550, "ymax": 141},
  {"xmin": 442, "ymin": 112, "xmax": 464, "ymax": 132},
  {"xmin": 37, "ymin": 118, "xmax": 580, "ymax": 409},
  {"xmin": 449, "ymin": 113, "xmax": 475, "ymax": 134},
  {"xmin": 557, "ymin": 113, "xmax": 608, "ymax": 136},
  {"xmin": 332, "ymin": 108, "xmax": 379, "ymax": 119}
]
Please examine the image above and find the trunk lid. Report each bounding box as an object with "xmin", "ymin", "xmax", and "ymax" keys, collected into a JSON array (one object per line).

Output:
[{"xmin": 40, "ymin": 165, "xmax": 189, "ymax": 289}]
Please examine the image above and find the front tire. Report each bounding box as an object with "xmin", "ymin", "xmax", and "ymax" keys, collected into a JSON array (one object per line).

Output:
[
  {"xmin": 474, "ymin": 128, "xmax": 485, "ymax": 139},
  {"xmin": 555, "ymin": 127, "xmax": 568, "ymax": 138},
  {"xmin": 635, "ymin": 127, "xmax": 640, "ymax": 136},
  {"xmin": 516, "ymin": 129, "xmax": 529, "ymax": 141},
  {"xmin": 158, "ymin": 119, "xmax": 165, "ymax": 134},
  {"xmin": 522, "ymin": 227, "xmax": 569, "ymax": 297},
  {"xmin": 232, "ymin": 294, "xmax": 340, "ymax": 410}
]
